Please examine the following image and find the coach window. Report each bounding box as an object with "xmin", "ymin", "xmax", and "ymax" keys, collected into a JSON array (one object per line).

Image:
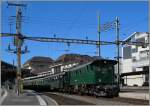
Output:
[
  {"xmin": 80, "ymin": 70, "xmax": 82, "ymax": 74},
  {"xmin": 75, "ymin": 71, "xmax": 77, "ymax": 75},
  {"xmin": 71, "ymin": 72, "xmax": 73, "ymax": 76},
  {"xmin": 87, "ymin": 66, "xmax": 88, "ymax": 71},
  {"xmin": 108, "ymin": 66, "xmax": 112, "ymax": 71}
]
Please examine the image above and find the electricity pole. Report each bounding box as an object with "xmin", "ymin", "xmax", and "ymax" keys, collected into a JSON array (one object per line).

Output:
[
  {"xmin": 97, "ymin": 12, "xmax": 101, "ymax": 58},
  {"xmin": 115, "ymin": 17, "xmax": 120, "ymax": 86},
  {"xmin": 16, "ymin": 6, "xmax": 22, "ymax": 95},
  {"xmin": 7, "ymin": 2, "xmax": 27, "ymax": 95}
]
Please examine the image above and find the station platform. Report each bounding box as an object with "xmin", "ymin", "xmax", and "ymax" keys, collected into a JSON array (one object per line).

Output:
[
  {"xmin": 120, "ymin": 86, "xmax": 149, "ymax": 100},
  {"xmin": 119, "ymin": 91, "xmax": 149, "ymax": 100},
  {"xmin": 1, "ymin": 89, "xmax": 58, "ymax": 105}
]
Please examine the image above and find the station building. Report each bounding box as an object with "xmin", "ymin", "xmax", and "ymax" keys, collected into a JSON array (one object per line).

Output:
[
  {"xmin": 1, "ymin": 60, "xmax": 31, "ymax": 88},
  {"xmin": 23, "ymin": 56, "xmax": 54, "ymax": 75},
  {"xmin": 37, "ymin": 62, "xmax": 79, "ymax": 77},
  {"xmin": 121, "ymin": 32, "xmax": 149, "ymax": 86},
  {"xmin": 23, "ymin": 54, "xmax": 93, "ymax": 77},
  {"xmin": 37, "ymin": 54, "xmax": 93, "ymax": 76}
]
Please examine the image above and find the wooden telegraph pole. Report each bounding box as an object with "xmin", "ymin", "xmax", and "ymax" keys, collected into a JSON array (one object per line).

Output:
[{"xmin": 8, "ymin": 2, "xmax": 27, "ymax": 95}]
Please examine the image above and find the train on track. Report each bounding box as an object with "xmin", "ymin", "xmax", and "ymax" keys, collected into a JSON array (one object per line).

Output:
[{"xmin": 23, "ymin": 59, "xmax": 120, "ymax": 97}]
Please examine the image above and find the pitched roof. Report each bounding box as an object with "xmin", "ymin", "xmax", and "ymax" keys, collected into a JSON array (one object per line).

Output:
[
  {"xmin": 55, "ymin": 53, "xmax": 93, "ymax": 63},
  {"xmin": 23, "ymin": 56, "xmax": 54, "ymax": 66},
  {"xmin": 69, "ymin": 59, "xmax": 117, "ymax": 71},
  {"xmin": 123, "ymin": 32, "xmax": 149, "ymax": 42},
  {"xmin": 1, "ymin": 60, "xmax": 16, "ymax": 70}
]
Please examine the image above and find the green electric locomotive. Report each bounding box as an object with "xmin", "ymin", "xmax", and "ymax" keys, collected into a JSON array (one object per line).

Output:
[
  {"xmin": 63, "ymin": 59, "xmax": 119, "ymax": 97},
  {"xmin": 23, "ymin": 59, "xmax": 119, "ymax": 97}
]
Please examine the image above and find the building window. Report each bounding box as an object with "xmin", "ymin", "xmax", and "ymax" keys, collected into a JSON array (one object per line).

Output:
[
  {"xmin": 132, "ymin": 46, "xmax": 138, "ymax": 53},
  {"xmin": 132, "ymin": 56, "xmax": 136, "ymax": 62},
  {"xmin": 136, "ymin": 37, "xmax": 145, "ymax": 47},
  {"xmin": 145, "ymin": 74, "xmax": 149, "ymax": 82},
  {"xmin": 132, "ymin": 48, "xmax": 137, "ymax": 53},
  {"xmin": 123, "ymin": 46, "xmax": 131, "ymax": 59},
  {"xmin": 140, "ymin": 50, "xmax": 149, "ymax": 60}
]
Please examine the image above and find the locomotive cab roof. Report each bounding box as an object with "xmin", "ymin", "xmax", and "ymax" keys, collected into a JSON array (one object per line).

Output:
[
  {"xmin": 69, "ymin": 59, "xmax": 117, "ymax": 71},
  {"xmin": 91, "ymin": 59, "xmax": 117, "ymax": 65}
]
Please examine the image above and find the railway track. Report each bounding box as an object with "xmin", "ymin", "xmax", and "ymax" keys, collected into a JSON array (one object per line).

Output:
[
  {"xmin": 107, "ymin": 97, "xmax": 149, "ymax": 105},
  {"xmin": 43, "ymin": 92, "xmax": 94, "ymax": 105},
  {"xmin": 43, "ymin": 92, "xmax": 149, "ymax": 105}
]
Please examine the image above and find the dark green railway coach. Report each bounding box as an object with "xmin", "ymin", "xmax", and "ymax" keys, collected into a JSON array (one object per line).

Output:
[{"xmin": 23, "ymin": 72, "xmax": 65, "ymax": 91}]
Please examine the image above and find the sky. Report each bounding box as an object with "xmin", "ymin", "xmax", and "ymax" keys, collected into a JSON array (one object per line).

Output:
[{"xmin": 1, "ymin": 1, "xmax": 149, "ymax": 66}]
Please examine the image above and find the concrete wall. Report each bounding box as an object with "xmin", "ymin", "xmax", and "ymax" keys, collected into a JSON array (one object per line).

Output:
[
  {"xmin": 122, "ymin": 59, "xmax": 132, "ymax": 73},
  {"xmin": 124, "ymin": 75, "xmax": 144, "ymax": 86}
]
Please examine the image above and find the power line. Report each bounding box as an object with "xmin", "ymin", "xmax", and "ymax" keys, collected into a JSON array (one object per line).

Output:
[
  {"xmin": 121, "ymin": 16, "xmax": 148, "ymax": 32},
  {"xmin": 120, "ymin": 16, "xmax": 148, "ymax": 38},
  {"xmin": 64, "ymin": 7, "xmax": 87, "ymax": 36}
]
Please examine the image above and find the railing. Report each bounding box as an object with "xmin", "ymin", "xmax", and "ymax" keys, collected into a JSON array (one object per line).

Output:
[{"xmin": 132, "ymin": 58, "xmax": 149, "ymax": 67}]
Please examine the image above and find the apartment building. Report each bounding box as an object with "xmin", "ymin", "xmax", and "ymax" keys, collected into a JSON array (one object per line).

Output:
[{"xmin": 121, "ymin": 32, "xmax": 149, "ymax": 86}]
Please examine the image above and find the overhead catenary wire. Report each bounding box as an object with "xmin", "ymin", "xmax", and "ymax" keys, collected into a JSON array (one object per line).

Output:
[
  {"xmin": 2, "ymin": 8, "xmax": 149, "ymax": 54},
  {"xmin": 64, "ymin": 7, "xmax": 87, "ymax": 36},
  {"xmin": 121, "ymin": 16, "xmax": 148, "ymax": 32},
  {"xmin": 120, "ymin": 16, "xmax": 148, "ymax": 38},
  {"xmin": 1, "ymin": 33, "xmax": 149, "ymax": 46}
]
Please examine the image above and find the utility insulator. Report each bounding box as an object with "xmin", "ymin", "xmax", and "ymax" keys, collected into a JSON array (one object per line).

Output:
[{"xmin": 8, "ymin": 44, "xmax": 11, "ymax": 51}]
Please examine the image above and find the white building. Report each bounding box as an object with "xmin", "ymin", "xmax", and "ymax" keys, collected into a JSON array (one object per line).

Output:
[
  {"xmin": 37, "ymin": 62, "xmax": 79, "ymax": 76},
  {"xmin": 49, "ymin": 62, "xmax": 79, "ymax": 74},
  {"xmin": 121, "ymin": 32, "xmax": 149, "ymax": 86}
]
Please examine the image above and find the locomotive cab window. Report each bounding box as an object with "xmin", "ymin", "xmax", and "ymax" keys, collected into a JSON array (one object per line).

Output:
[
  {"xmin": 97, "ymin": 66, "xmax": 101, "ymax": 71},
  {"xmin": 108, "ymin": 65, "xmax": 113, "ymax": 71},
  {"xmin": 101, "ymin": 67, "xmax": 107, "ymax": 74}
]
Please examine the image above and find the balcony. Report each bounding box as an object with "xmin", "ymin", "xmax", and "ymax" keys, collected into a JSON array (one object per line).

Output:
[{"xmin": 132, "ymin": 58, "xmax": 149, "ymax": 68}]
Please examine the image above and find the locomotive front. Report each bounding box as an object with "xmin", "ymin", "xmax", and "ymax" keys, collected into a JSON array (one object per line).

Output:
[{"xmin": 92, "ymin": 59, "xmax": 119, "ymax": 97}]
